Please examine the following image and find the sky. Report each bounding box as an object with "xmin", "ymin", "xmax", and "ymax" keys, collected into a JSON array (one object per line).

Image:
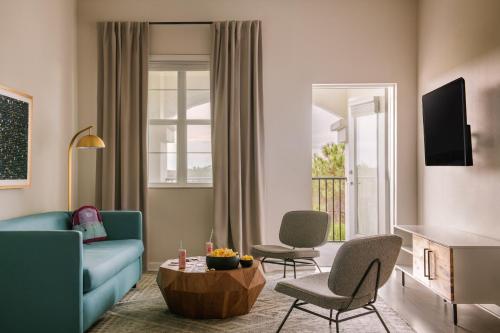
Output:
[{"xmin": 311, "ymin": 104, "xmax": 339, "ymax": 156}]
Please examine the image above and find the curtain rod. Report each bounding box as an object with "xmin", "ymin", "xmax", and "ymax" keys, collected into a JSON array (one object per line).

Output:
[{"xmin": 149, "ymin": 21, "xmax": 213, "ymax": 25}]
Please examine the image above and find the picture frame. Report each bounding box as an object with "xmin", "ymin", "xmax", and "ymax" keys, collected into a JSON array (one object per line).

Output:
[{"xmin": 0, "ymin": 84, "xmax": 33, "ymax": 189}]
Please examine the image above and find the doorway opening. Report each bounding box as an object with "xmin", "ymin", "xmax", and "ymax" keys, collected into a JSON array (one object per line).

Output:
[{"xmin": 312, "ymin": 84, "xmax": 396, "ymax": 242}]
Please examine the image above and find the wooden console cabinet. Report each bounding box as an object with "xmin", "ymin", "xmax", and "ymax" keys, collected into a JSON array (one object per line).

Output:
[{"xmin": 394, "ymin": 225, "xmax": 500, "ymax": 325}]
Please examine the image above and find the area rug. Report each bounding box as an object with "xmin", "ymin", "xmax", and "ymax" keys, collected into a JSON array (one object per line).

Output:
[{"xmin": 88, "ymin": 272, "xmax": 414, "ymax": 333}]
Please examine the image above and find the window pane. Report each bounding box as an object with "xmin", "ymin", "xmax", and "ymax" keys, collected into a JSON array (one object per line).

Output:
[
  {"xmin": 187, "ymin": 123, "xmax": 212, "ymax": 183},
  {"xmin": 148, "ymin": 90, "xmax": 177, "ymax": 120},
  {"xmin": 186, "ymin": 91, "xmax": 210, "ymax": 119},
  {"xmin": 187, "ymin": 71, "xmax": 210, "ymax": 120},
  {"xmin": 187, "ymin": 153, "xmax": 212, "ymax": 183},
  {"xmin": 149, "ymin": 124, "xmax": 176, "ymax": 153},
  {"xmin": 186, "ymin": 71, "xmax": 209, "ymax": 90},
  {"xmin": 149, "ymin": 71, "xmax": 177, "ymax": 89},
  {"xmin": 148, "ymin": 153, "xmax": 177, "ymax": 183},
  {"xmin": 187, "ymin": 125, "xmax": 211, "ymax": 153}
]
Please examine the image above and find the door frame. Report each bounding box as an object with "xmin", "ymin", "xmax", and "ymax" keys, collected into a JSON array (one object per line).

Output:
[{"xmin": 312, "ymin": 83, "xmax": 397, "ymax": 241}]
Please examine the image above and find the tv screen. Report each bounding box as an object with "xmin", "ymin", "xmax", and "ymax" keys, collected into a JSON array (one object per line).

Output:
[{"xmin": 422, "ymin": 77, "xmax": 472, "ymax": 166}]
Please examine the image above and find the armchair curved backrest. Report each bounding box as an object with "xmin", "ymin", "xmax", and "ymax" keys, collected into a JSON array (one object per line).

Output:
[
  {"xmin": 279, "ymin": 210, "xmax": 329, "ymax": 248},
  {"xmin": 328, "ymin": 235, "xmax": 402, "ymax": 300}
]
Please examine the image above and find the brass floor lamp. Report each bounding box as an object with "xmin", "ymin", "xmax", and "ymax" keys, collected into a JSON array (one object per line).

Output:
[{"xmin": 68, "ymin": 126, "xmax": 105, "ymax": 211}]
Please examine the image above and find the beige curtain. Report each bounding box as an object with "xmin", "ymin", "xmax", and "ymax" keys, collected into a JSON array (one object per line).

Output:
[
  {"xmin": 211, "ymin": 21, "xmax": 265, "ymax": 254},
  {"xmin": 96, "ymin": 22, "xmax": 149, "ymax": 270}
]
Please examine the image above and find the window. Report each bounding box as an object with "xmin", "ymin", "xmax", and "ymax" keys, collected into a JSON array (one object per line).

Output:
[{"xmin": 148, "ymin": 61, "xmax": 212, "ymax": 187}]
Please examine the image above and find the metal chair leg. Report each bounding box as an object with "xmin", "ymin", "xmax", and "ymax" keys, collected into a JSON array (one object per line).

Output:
[
  {"xmin": 329, "ymin": 309, "xmax": 333, "ymax": 327},
  {"xmin": 276, "ymin": 299, "xmax": 298, "ymax": 333},
  {"xmin": 260, "ymin": 257, "xmax": 266, "ymax": 272},
  {"xmin": 311, "ymin": 258, "xmax": 322, "ymax": 273},
  {"xmin": 335, "ymin": 310, "xmax": 341, "ymax": 333},
  {"xmin": 372, "ymin": 305, "xmax": 390, "ymax": 333},
  {"xmin": 283, "ymin": 259, "xmax": 287, "ymax": 278},
  {"xmin": 293, "ymin": 259, "xmax": 296, "ymax": 279}
]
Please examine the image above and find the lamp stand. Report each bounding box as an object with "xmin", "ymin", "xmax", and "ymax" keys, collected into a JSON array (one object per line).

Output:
[{"xmin": 67, "ymin": 126, "xmax": 93, "ymax": 211}]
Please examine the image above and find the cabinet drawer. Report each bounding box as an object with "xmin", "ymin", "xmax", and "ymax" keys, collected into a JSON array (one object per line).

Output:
[
  {"xmin": 412, "ymin": 235, "xmax": 430, "ymax": 286},
  {"xmin": 430, "ymin": 242, "xmax": 454, "ymax": 301}
]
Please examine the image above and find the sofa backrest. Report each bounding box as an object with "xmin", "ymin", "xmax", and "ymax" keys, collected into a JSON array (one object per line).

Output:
[{"xmin": 0, "ymin": 212, "xmax": 71, "ymax": 231}]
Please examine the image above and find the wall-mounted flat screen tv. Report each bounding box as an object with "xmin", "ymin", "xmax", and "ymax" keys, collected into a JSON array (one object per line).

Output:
[{"xmin": 422, "ymin": 77, "xmax": 472, "ymax": 166}]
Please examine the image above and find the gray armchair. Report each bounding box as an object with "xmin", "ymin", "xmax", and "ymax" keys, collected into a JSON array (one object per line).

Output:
[
  {"xmin": 274, "ymin": 234, "xmax": 402, "ymax": 333},
  {"xmin": 251, "ymin": 210, "xmax": 329, "ymax": 278}
]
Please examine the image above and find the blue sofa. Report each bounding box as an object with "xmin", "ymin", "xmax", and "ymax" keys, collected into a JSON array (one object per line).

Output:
[{"xmin": 0, "ymin": 211, "xmax": 144, "ymax": 333}]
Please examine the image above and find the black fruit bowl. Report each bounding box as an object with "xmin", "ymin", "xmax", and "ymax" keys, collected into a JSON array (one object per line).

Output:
[
  {"xmin": 206, "ymin": 255, "xmax": 240, "ymax": 270},
  {"xmin": 240, "ymin": 259, "xmax": 253, "ymax": 268}
]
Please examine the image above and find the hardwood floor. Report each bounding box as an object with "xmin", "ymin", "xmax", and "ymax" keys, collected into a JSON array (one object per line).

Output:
[{"xmin": 379, "ymin": 271, "xmax": 500, "ymax": 333}]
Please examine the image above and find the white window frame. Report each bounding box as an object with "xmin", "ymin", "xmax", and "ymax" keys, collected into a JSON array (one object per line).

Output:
[{"xmin": 148, "ymin": 58, "xmax": 212, "ymax": 188}]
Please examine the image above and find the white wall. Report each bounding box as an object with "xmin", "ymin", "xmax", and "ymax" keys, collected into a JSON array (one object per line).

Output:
[
  {"xmin": 418, "ymin": 0, "xmax": 500, "ymax": 316},
  {"xmin": 0, "ymin": 0, "xmax": 77, "ymax": 219},
  {"xmin": 77, "ymin": 0, "xmax": 418, "ymax": 265}
]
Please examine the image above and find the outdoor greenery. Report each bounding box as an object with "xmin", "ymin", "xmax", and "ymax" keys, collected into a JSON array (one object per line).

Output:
[
  {"xmin": 312, "ymin": 143, "xmax": 346, "ymax": 241},
  {"xmin": 312, "ymin": 143, "xmax": 345, "ymax": 178},
  {"xmin": 188, "ymin": 165, "xmax": 212, "ymax": 177}
]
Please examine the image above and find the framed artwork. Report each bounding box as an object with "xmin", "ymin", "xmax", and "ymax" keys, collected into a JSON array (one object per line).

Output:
[{"xmin": 0, "ymin": 84, "xmax": 32, "ymax": 189}]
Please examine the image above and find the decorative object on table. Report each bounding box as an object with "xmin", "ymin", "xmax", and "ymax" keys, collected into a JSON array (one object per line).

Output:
[
  {"xmin": 67, "ymin": 125, "xmax": 105, "ymax": 210},
  {"xmin": 206, "ymin": 255, "xmax": 240, "ymax": 270},
  {"xmin": 206, "ymin": 248, "xmax": 240, "ymax": 270},
  {"xmin": 0, "ymin": 84, "xmax": 33, "ymax": 189},
  {"xmin": 71, "ymin": 205, "xmax": 107, "ymax": 243},
  {"xmin": 178, "ymin": 240, "xmax": 186, "ymax": 270},
  {"xmin": 205, "ymin": 241, "xmax": 213, "ymax": 255},
  {"xmin": 156, "ymin": 258, "xmax": 266, "ymax": 319},
  {"xmin": 240, "ymin": 254, "xmax": 254, "ymax": 268},
  {"xmin": 205, "ymin": 228, "xmax": 214, "ymax": 255}
]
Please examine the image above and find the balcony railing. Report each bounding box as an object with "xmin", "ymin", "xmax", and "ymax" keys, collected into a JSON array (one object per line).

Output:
[{"xmin": 312, "ymin": 176, "xmax": 347, "ymax": 241}]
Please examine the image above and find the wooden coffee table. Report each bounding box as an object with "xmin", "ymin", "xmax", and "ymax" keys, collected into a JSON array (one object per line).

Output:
[{"xmin": 156, "ymin": 257, "xmax": 266, "ymax": 319}]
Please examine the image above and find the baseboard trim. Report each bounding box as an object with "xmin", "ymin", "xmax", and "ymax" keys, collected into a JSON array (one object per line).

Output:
[
  {"xmin": 477, "ymin": 304, "xmax": 500, "ymax": 319},
  {"xmin": 148, "ymin": 262, "xmax": 162, "ymax": 272}
]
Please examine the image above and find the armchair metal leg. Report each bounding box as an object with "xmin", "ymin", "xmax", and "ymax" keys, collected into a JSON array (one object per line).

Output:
[
  {"xmin": 260, "ymin": 257, "xmax": 266, "ymax": 272},
  {"xmin": 311, "ymin": 258, "xmax": 322, "ymax": 273},
  {"xmin": 372, "ymin": 305, "xmax": 390, "ymax": 333},
  {"xmin": 276, "ymin": 299, "xmax": 298, "ymax": 333},
  {"xmin": 274, "ymin": 258, "xmax": 386, "ymax": 332},
  {"xmin": 283, "ymin": 259, "xmax": 287, "ymax": 278},
  {"xmin": 335, "ymin": 310, "xmax": 341, "ymax": 333},
  {"xmin": 293, "ymin": 260, "xmax": 296, "ymax": 279}
]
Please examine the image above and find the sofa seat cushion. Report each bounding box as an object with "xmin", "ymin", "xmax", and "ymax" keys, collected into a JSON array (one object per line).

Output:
[{"xmin": 83, "ymin": 239, "xmax": 143, "ymax": 293}]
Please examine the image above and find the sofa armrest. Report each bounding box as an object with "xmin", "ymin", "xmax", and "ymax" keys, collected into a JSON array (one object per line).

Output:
[
  {"xmin": 0, "ymin": 231, "xmax": 83, "ymax": 333},
  {"xmin": 101, "ymin": 211, "xmax": 143, "ymax": 240}
]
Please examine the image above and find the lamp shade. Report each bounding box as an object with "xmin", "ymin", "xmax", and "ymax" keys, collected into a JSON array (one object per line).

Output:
[{"xmin": 76, "ymin": 135, "xmax": 105, "ymax": 149}]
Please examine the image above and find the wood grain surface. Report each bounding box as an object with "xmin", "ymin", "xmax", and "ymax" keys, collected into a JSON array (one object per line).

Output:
[{"xmin": 157, "ymin": 259, "xmax": 266, "ymax": 319}]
